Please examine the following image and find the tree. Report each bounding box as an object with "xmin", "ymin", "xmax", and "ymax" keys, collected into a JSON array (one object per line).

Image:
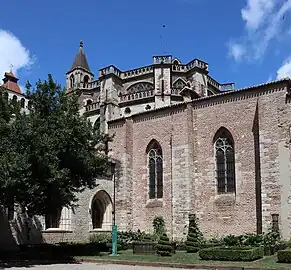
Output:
[
  {"xmin": 185, "ymin": 215, "xmax": 204, "ymax": 253},
  {"xmin": 0, "ymin": 74, "xmax": 111, "ymax": 217}
]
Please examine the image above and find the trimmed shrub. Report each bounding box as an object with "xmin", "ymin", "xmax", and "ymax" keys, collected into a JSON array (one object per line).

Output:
[
  {"xmin": 156, "ymin": 233, "xmax": 173, "ymax": 257},
  {"xmin": 153, "ymin": 216, "xmax": 165, "ymax": 239},
  {"xmin": 199, "ymin": 247, "xmax": 264, "ymax": 262},
  {"xmin": 185, "ymin": 215, "xmax": 204, "ymax": 253},
  {"xmin": 278, "ymin": 248, "xmax": 291, "ymax": 263}
]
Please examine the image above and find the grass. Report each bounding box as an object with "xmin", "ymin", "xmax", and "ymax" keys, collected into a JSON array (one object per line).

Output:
[{"xmin": 76, "ymin": 249, "xmax": 291, "ymax": 269}]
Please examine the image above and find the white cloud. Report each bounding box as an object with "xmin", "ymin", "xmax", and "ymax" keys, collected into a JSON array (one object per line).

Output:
[
  {"xmin": 241, "ymin": 0, "xmax": 275, "ymax": 30},
  {"xmin": 229, "ymin": 0, "xmax": 291, "ymax": 62},
  {"xmin": 276, "ymin": 58, "xmax": 291, "ymax": 79},
  {"xmin": 0, "ymin": 29, "xmax": 35, "ymax": 79},
  {"xmin": 228, "ymin": 42, "xmax": 246, "ymax": 62}
]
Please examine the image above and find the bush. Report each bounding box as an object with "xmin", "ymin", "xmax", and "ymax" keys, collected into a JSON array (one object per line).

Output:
[
  {"xmin": 156, "ymin": 233, "xmax": 173, "ymax": 257},
  {"xmin": 89, "ymin": 233, "xmax": 111, "ymax": 244},
  {"xmin": 241, "ymin": 234, "xmax": 263, "ymax": 247},
  {"xmin": 199, "ymin": 247, "xmax": 264, "ymax": 262},
  {"xmin": 223, "ymin": 234, "xmax": 243, "ymax": 247},
  {"xmin": 278, "ymin": 248, "xmax": 291, "ymax": 263},
  {"xmin": 185, "ymin": 215, "xmax": 204, "ymax": 253}
]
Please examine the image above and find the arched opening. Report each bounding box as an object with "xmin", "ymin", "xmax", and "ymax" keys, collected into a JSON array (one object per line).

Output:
[
  {"xmin": 20, "ymin": 98, "xmax": 25, "ymax": 108},
  {"xmin": 70, "ymin": 74, "xmax": 75, "ymax": 89},
  {"xmin": 146, "ymin": 139, "xmax": 163, "ymax": 199},
  {"xmin": 213, "ymin": 127, "xmax": 236, "ymax": 194},
  {"xmin": 91, "ymin": 190, "xmax": 112, "ymax": 230},
  {"xmin": 83, "ymin": 75, "xmax": 89, "ymax": 87},
  {"xmin": 45, "ymin": 208, "xmax": 61, "ymax": 229},
  {"xmin": 86, "ymin": 99, "xmax": 92, "ymax": 106},
  {"xmin": 173, "ymin": 59, "xmax": 180, "ymax": 65}
]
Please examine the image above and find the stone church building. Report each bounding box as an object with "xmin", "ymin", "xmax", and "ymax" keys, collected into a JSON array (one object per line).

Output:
[{"xmin": 1, "ymin": 40, "xmax": 291, "ymax": 248}]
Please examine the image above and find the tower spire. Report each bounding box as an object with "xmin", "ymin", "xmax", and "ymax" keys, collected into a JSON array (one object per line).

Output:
[{"xmin": 69, "ymin": 40, "xmax": 91, "ymax": 73}]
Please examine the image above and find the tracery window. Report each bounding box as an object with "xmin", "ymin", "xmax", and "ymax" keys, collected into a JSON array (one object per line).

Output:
[
  {"xmin": 173, "ymin": 78, "xmax": 186, "ymax": 90},
  {"xmin": 127, "ymin": 82, "xmax": 154, "ymax": 93},
  {"xmin": 147, "ymin": 140, "xmax": 163, "ymax": 199},
  {"xmin": 214, "ymin": 128, "xmax": 236, "ymax": 194}
]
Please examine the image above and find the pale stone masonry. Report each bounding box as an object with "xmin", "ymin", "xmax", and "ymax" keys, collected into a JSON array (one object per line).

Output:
[{"xmin": 1, "ymin": 41, "xmax": 291, "ymax": 249}]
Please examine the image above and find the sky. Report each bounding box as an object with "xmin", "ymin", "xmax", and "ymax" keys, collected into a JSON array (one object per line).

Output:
[{"xmin": 1, "ymin": 0, "xmax": 291, "ymax": 91}]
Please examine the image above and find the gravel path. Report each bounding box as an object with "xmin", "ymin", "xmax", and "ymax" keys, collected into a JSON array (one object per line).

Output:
[{"xmin": 5, "ymin": 262, "xmax": 198, "ymax": 270}]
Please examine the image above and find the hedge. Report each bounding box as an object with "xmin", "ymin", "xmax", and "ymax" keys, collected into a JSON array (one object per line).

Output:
[
  {"xmin": 277, "ymin": 248, "xmax": 291, "ymax": 263},
  {"xmin": 199, "ymin": 246, "xmax": 264, "ymax": 262}
]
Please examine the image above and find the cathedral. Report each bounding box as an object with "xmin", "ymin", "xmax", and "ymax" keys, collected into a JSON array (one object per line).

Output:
[{"xmin": 1, "ymin": 40, "xmax": 291, "ymax": 248}]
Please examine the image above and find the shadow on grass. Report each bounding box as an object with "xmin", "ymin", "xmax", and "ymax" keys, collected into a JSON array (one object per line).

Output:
[{"xmin": 0, "ymin": 243, "xmax": 111, "ymax": 269}]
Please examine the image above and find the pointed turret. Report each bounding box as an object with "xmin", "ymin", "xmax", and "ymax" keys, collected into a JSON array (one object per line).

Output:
[
  {"xmin": 66, "ymin": 40, "xmax": 94, "ymax": 91},
  {"xmin": 70, "ymin": 40, "xmax": 91, "ymax": 72}
]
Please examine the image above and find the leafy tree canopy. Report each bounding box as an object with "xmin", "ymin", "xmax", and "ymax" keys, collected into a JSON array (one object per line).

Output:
[{"xmin": 0, "ymin": 74, "xmax": 111, "ymax": 216}]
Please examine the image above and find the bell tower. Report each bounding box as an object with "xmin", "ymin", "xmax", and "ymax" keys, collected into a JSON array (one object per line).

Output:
[{"xmin": 66, "ymin": 40, "xmax": 94, "ymax": 92}]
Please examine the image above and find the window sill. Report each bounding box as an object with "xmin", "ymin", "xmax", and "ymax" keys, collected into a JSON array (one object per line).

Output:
[
  {"xmin": 145, "ymin": 199, "xmax": 163, "ymax": 208},
  {"xmin": 42, "ymin": 229, "xmax": 73, "ymax": 233},
  {"xmin": 214, "ymin": 193, "xmax": 236, "ymax": 206}
]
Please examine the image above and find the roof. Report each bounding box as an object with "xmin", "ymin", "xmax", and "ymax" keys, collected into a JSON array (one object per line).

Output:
[
  {"xmin": 2, "ymin": 71, "xmax": 21, "ymax": 94},
  {"xmin": 70, "ymin": 40, "xmax": 91, "ymax": 72}
]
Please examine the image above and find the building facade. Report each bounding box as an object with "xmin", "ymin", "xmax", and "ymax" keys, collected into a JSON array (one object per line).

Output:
[{"xmin": 1, "ymin": 41, "xmax": 291, "ymax": 249}]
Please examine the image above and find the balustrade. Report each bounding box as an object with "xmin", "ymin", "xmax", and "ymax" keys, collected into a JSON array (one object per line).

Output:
[
  {"xmin": 119, "ymin": 89, "xmax": 154, "ymax": 102},
  {"xmin": 85, "ymin": 102, "xmax": 100, "ymax": 112}
]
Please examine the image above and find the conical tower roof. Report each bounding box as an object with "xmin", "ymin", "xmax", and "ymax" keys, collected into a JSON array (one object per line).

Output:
[
  {"xmin": 69, "ymin": 40, "xmax": 91, "ymax": 73},
  {"xmin": 2, "ymin": 70, "xmax": 21, "ymax": 94}
]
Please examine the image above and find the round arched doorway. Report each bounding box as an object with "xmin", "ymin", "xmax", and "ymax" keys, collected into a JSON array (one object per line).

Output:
[{"xmin": 91, "ymin": 190, "xmax": 112, "ymax": 231}]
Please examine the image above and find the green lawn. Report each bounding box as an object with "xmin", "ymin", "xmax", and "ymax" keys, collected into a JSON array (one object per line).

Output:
[{"xmin": 76, "ymin": 249, "xmax": 291, "ymax": 269}]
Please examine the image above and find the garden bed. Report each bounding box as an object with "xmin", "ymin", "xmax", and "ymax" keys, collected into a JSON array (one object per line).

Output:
[
  {"xmin": 199, "ymin": 246, "xmax": 264, "ymax": 262},
  {"xmin": 132, "ymin": 241, "xmax": 156, "ymax": 255},
  {"xmin": 76, "ymin": 249, "xmax": 291, "ymax": 269}
]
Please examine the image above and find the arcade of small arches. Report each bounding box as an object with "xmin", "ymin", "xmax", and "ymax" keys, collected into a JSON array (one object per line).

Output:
[
  {"xmin": 1, "ymin": 91, "xmax": 27, "ymax": 109},
  {"xmin": 44, "ymin": 189, "xmax": 113, "ymax": 232},
  {"xmin": 70, "ymin": 74, "xmax": 90, "ymax": 89}
]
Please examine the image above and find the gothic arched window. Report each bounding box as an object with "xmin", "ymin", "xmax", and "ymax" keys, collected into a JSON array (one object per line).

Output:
[
  {"xmin": 173, "ymin": 78, "xmax": 186, "ymax": 90},
  {"xmin": 70, "ymin": 74, "xmax": 75, "ymax": 89},
  {"xmin": 214, "ymin": 128, "xmax": 236, "ymax": 194},
  {"xmin": 93, "ymin": 117, "xmax": 101, "ymax": 135},
  {"xmin": 147, "ymin": 140, "xmax": 163, "ymax": 199},
  {"xmin": 127, "ymin": 82, "xmax": 154, "ymax": 93}
]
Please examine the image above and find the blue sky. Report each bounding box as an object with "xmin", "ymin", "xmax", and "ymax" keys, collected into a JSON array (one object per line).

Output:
[{"xmin": 1, "ymin": 0, "xmax": 291, "ymax": 91}]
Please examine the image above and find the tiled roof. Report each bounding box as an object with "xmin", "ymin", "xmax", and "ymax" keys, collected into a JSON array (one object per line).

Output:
[
  {"xmin": 70, "ymin": 40, "xmax": 91, "ymax": 72},
  {"xmin": 2, "ymin": 71, "xmax": 21, "ymax": 94}
]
